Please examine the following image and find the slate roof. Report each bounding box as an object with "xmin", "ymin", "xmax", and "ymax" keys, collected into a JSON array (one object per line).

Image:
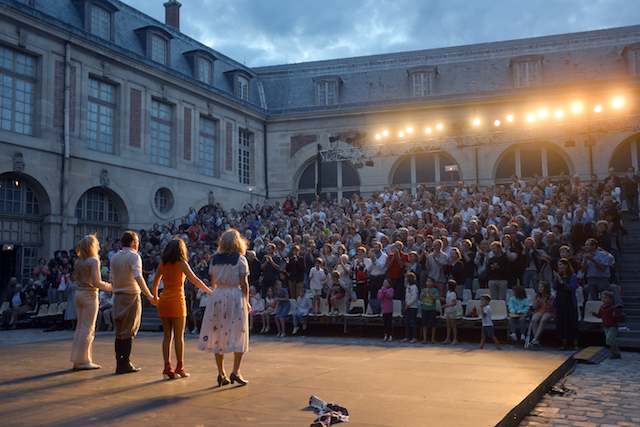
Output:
[{"xmin": 3, "ymin": 0, "xmax": 640, "ymax": 117}]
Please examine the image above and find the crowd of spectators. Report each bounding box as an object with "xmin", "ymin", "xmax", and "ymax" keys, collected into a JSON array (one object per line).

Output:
[{"xmin": 3, "ymin": 166, "xmax": 639, "ymax": 344}]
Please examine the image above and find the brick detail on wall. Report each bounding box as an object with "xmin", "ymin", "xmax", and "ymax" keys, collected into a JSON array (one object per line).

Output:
[
  {"xmin": 290, "ymin": 134, "xmax": 317, "ymax": 157},
  {"xmin": 183, "ymin": 107, "xmax": 191, "ymax": 160},
  {"xmin": 53, "ymin": 61, "xmax": 76, "ymax": 132},
  {"xmin": 225, "ymin": 121, "xmax": 233, "ymax": 171},
  {"xmin": 129, "ymin": 88, "xmax": 142, "ymax": 148}
]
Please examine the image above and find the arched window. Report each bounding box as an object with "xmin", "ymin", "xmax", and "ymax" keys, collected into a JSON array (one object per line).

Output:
[
  {"xmin": 494, "ymin": 143, "xmax": 569, "ymax": 183},
  {"xmin": 392, "ymin": 153, "xmax": 460, "ymax": 193},
  {"xmin": 0, "ymin": 174, "xmax": 44, "ymax": 282},
  {"xmin": 74, "ymin": 189, "xmax": 122, "ymax": 244},
  {"xmin": 297, "ymin": 161, "xmax": 360, "ymax": 204},
  {"xmin": 610, "ymin": 134, "xmax": 640, "ymax": 172}
]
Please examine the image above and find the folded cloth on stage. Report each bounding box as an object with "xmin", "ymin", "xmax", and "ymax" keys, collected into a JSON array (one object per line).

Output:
[{"xmin": 309, "ymin": 395, "xmax": 349, "ymax": 426}]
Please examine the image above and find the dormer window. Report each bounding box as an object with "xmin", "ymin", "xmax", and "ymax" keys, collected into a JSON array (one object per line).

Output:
[
  {"xmin": 224, "ymin": 69, "xmax": 253, "ymax": 101},
  {"xmin": 313, "ymin": 76, "xmax": 342, "ymax": 106},
  {"xmin": 135, "ymin": 26, "xmax": 173, "ymax": 66},
  {"xmin": 510, "ymin": 55, "xmax": 543, "ymax": 88},
  {"xmin": 407, "ymin": 66, "xmax": 437, "ymax": 97},
  {"xmin": 74, "ymin": 0, "xmax": 119, "ymax": 41},
  {"xmin": 184, "ymin": 50, "xmax": 216, "ymax": 85},
  {"xmin": 623, "ymin": 43, "xmax": 640, "ymax": 76}
]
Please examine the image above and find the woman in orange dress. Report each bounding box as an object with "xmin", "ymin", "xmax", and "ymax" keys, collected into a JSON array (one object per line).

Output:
[{"xmin": 153, "ymin": 238, "xmax": 212, "ymax": 379}]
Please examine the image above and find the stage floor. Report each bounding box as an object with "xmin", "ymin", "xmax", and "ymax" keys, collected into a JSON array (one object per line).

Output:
[{"xmin": 0, "ymin": 332, "xmax": 570, "ymax": 427}]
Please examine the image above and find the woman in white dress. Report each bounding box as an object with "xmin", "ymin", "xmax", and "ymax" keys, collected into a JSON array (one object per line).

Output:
[{"xmin": 198, "ymin": 229, "xmax": 250, "ymax": 387}]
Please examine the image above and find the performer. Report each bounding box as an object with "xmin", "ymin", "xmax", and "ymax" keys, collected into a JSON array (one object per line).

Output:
[
  {"xmin": 153, "ymin": 238, "xmax": 212, "ymax": 379},
  {"xmin": 110, "ymin": 231, "xmax": 156, "ymax": 374},
  {"xmin": 70, "ymin": 235, "xmax": 113, "ymax": 370},
  {"xmin": 198, "ymin": 229, "xmax": 250, "ymax": 387}
]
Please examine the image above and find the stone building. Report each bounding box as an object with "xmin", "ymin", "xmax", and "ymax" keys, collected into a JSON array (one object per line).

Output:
[{"xmin": 0, "ymin": 0, "xmax": 639, "ymax": 282}]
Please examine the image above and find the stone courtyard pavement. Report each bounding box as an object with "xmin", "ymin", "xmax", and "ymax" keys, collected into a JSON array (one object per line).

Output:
[{"xmin": 520, "ymin": 351, "xmax": 640, "ymax": 427}]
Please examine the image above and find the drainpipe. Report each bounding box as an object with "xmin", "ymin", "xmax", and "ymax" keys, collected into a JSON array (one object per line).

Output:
[
  {"xmin": 263, "ymin": 121, "xmax": 269, "ymax": 199},
  {"xmin": 59, "ymin": 43, "xmax": 71, "ymax": 248}
]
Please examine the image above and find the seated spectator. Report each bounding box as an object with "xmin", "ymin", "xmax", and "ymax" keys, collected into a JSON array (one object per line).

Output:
[{"xmin": 507, "ymin": 285, "xmax": 530, "ymax": 342}]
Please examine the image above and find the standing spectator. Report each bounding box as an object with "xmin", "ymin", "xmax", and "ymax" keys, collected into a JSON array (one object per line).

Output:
[
  {"xmin": 386, "ymin": 241, "xmax": 408, "ymax": 301},
  {"xmin": 366, "ymin": 241, "xmax": 387, "ymax": 302},
  {"xmin": 487, "ymin": 241, "xmax": 509, "ymax": 301},
  {"xmin": 553, "ymin": 258, "xmax": 580, "ymax": 351},
  {"xmin": 260, "ymin": 243, "xmax": 281, "ymax": 298},
  {"xmin": 285, "ymin": 245, "xmax": 305, "ymax": 299},
  {"xmin": 426, "ymin": 239, "xmax": 449, "ymax": 301},
  {"xmin": 623, "ymin": 166, "xmax": 640, "ymax": 221}
]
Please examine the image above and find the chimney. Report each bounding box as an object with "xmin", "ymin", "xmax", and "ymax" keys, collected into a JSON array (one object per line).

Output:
[{"xmin": 164, "ymin": 1, "xmax": 181, "ymax": 30}]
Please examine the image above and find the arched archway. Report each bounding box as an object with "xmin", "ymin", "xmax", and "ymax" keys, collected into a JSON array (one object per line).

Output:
[
  {"xmin": 494, "ymin": 142, "xmax": 571, "ymax": 184},
  {"xmin": 296, "ymin": 159, "xmax": 361, "ymax": 204},
  {"xmin": 0, "ymin": 173, "xmax": 48, "ymax": 284},
  {"xmin": 73, "ymin": 187, "xmax": 126, "ymax": 244},
  {"xmin": 609, "ymin": 133, "xmax": 640, "ymax": 172},
  {"xmin": 391, "ymin": 152, "xmax": 461, "ymax": 193}
]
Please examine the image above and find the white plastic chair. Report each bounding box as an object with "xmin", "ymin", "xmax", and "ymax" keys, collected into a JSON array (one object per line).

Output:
[
  {"xmin": 288, "ymin": 299, "xmax": 296, "ymax": 315},
  {"xmin": 462, "ymin": 300, "xmax": 481, "ymax": 321},
  {"xmin": 489, "ymin": 300, "xmax": 508, "ymax": 322},
  {"xmin": 344, "ymin": 299, "xmax": 365, "ymax": 317},
  {"xmin": 462, "ymin": 289, "xmax": 472, "ymax": 305},
  {"xmin": 583, "ymin": 301, "xmax": 603, "ymax": 324},
  {"xmin": 392, "ymin": 300, "xmax": 403, "ymax": 318},
  {"xmin": 576, "ymin": 287, "xmax": 584, "ymax": 309}
]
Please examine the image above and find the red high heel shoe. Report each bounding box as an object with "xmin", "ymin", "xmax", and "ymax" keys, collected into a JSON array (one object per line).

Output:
[
  {"xmin": 163, "ymin": 361, "xmax": 175, "ymax": 380},
  {"xmin": 174, "ymin": 361, "xmax": 190, "ymax": 378}
]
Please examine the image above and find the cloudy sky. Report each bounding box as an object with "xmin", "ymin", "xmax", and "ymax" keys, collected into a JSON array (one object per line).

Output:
[{"xmin": 124, "ymin": 0, "xmax": 640, "ymax": 67}]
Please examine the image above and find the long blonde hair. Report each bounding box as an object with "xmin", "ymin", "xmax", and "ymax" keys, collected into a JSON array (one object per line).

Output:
[
  {"xmin": 77, "ymin": 234, "xmax": 100, "ymax": 258},
  {"xmin": 217, "ymin": 229, "xmax": 248, "ymax": 255}
]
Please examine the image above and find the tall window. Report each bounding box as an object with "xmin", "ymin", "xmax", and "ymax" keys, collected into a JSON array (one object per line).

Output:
[
  {"xmin": 510, "ymin": 55, "xmax": 543, "ymax": 88},
  {"xmin": 151, "ymin": 34, "xmax": 167, "ymax": 64},
  {"xmin": 151, "ymin": 100, "xmax": 172, "ymax": 166},
  {"xmin": 90, "ymin": 5, "xmax": 111, "ymax": 39},
  {"xmin": 392, "ymin": 153, "xmax": 460, "ymax": 193},
  {"xmin": 610, "ymin": 134, "xmax": 640, "ymax": 172},
  {"xmin": 623, "ymin": 44, "xmax": 640, "ymax": 76},
  {"xmin": 87, "ymin": 78, "xmax": 115, "ymax": 153},
  {"xmin": 408, "ymin": 66, "xmax": 436, "ymax": 97},
  {"xmin": 0, "ymin": 46, "xmax": 35, "ymax": 135},
  {"xmin": 237, "ymin": 76, "xmax": 249, "ymax": 101},
  {"xmin": 74, "ymin": 189, "xmax": 121, "ymax": 244},
  {"xmin": 199, "ymin": 58, "xmax": 212, "ymax": 85},
  {"xmin": 313, "ymin": 76, "xmax": 341, "ymax": 106},
  {"xmin": 238, "ymin": 129, "xmax": 252, "ymax": 184},
  {"xmin": 297, "ymin": 161, "xmax": 360, "ymax": 204},
  {"xmin": 495, "ymin": 143, "xmax": 569, "ymax": 183},
  {"xmin": 199, "ymin": 117, "xmax": 216, "ymax": 176}
]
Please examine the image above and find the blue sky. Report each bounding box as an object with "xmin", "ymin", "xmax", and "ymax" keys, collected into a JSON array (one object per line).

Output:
[{"xmin": 124, "ymin": 0, "xmax": 640, "ymax": 67}]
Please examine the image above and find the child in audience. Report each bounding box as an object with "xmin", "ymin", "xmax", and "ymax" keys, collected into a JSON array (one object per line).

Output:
[
  {"xmin": 588, "ymin": 291, "xmax": 621, "ymax": 359},
  {"xmin": 508, "ymin": 285, "xmax": 530, "ymax": 342},
  {"xmin": 378, "ymin": 279, "xmax": 395, "ymax": 342},
  {"xmin": 326, "ymin": 271, "xmax": 346, "ymax": 315},
  {"xmin": 273, "ymin": 280, "xmax": 290, "ymax": 338},
  {"xmin": 309, "ymin": 258, "xmax": 327, "ymax": 314},
  {"xmin": 249, "ymin": 286, "xmax": 264, "ymax": 333},
  {"xmin": 479, "ymin": 294, "xmax": 501, "ymax": 350},
  {"xmin": 260, "ymin": 286, "xmax": 276, "ymax": 333},
  {"xmin": 442, "ymin": 280, "xmax": 458, "ymax": 345},
  {"xmin": 292, "ymin": 288, "xmax": 312, "ymax": 335},
  {"xmin": 419, "ymin": 277, "xmax": 439, "ymax": 344},
  {"xmin": 401, "ymin": 272, "xmax": 419, "ymax": 343},
  {"xmin": 529, "ymin": 280, "xmax": 555, "ymax": 347}
]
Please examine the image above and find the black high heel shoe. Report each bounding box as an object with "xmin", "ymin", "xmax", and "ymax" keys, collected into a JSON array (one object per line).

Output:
[
  {"xmin": 217, "ymin": 374, "xmax": 230, "ymax": 387},
  {"xmin": 230, "ymin": 372, "xmax": 248, "ymax": 385}
]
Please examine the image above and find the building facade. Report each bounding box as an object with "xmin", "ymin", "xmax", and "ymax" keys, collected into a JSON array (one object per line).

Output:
[{"xmin": 0, "ymin": 0, "xmax": 639, "ymax": 282}]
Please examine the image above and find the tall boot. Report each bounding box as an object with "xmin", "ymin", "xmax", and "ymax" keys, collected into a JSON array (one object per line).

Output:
[
  {"xmin": 114, "ymin": 338, "xmax": 123, "ymax": 374},
  {"xmin": 116, "ymin": 337, "xmax": 141, "ymax": 374}
]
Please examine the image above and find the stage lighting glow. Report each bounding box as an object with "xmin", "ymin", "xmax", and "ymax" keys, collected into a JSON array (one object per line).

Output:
[
  {"xmin": 494, "ymin": 120, "xmax": 500, "ymax": 127},
  {"xmin": 507, "ymin": 115, "xmax": 514, "ymax": 122},
  {"xmin": 407, "ymin": 127, "xmax": 413, "ymax": 133},
  {"xmin": 398, "ymin": 131, "xmax": 404, "ymax": 137},
  {"xmin": 555, "ymin": 110, "xmax": 563, "ymax": 118},
  {"xmin": 375, "ymin": 134, "xmax": 381, "ymax": 140},
  {"xmin": 613, "ymin": 98, "xmax": 623, "ymax": 108},
  {"xmin": 572, "ymin": 104, "xmax": 581, "ymax": 113},
  {"xmin": 473, "ymin": 118, "xmax": 480, "ymax": 126},
  {"xmin": 382, "ymin": 130, "xmax": 388, "ymax": 136},
  {"xmin": 539, "ymin": 109, "xmax": 548, "ymax": 118},
  {"xmin": 436, "ymin": 124, "xmax": 443, "ymax": 130},
  {"xmin": 425, "ymin": 128, "xmax": 432, "ymax": 134},
  {"xmin": 527, "ymin": 114, "xmax": 535, "ymax": 122},
  {"xmin": 594, "ymin": 105, "xmax": 602, "ymax": 113}
]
